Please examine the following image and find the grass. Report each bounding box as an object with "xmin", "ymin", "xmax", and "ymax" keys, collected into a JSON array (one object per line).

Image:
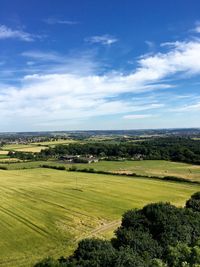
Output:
[
  {"xmin": 0, "ymin": 168, "xmax": 199, "ymax": 267},
  {"xmin": 0, "ymin": 161, "xmax": 62, "ymax": 170},
  {"xmin": 0, "ymin": 150, "xmax": 8, "ymax": 155},
  {"xmin": 31, "ymin": 139, "xmax": 77, "ymax": 147},
  {"xmin": 67, "ymin": 160, "xmax": 200, "ymax": 182},
  {"xmin": 1, "ymin": 159, "xmax": 200, "ymax": 182},
  {"xmin": 2, "ymin": 144, "xmax": 47, "ymax": 153},
  {"xmin": 1, "ymin": 139, "xmax": 77, "ymax": 153}
]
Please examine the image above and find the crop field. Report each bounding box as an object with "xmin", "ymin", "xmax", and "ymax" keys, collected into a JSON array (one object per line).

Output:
[
  {"xmin": 31, "ymin": 139, "xmax": 77, "ymax": 147},
  {"xmin": 2, "ymin": 144, "xmax": 47, "ymax": 153},
  {"xmin": 0, "ymin": 161, "xmax": 61, "ymax": 170},
  {"xmin": 0, "ymin": 168, "xmax": 199, "ymax": 267},
  {"xmin": 70, "ymin": 160, "xmax": 200, "ymax": 182},
  {"xmin": 1, "ymin": 160, "xmax": 200, "ymax": 182},
  {"xmin": 0, "ymin": 150, "xmax": 8, "ymax": 155}
]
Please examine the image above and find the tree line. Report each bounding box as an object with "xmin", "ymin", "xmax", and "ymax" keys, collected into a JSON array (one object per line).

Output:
[{"xmin": 8, "ymin": 137, "xmax": 200, "ymax": 164}]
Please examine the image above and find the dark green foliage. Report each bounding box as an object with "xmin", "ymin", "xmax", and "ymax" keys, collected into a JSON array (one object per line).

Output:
[
  {"xmin": 149, "ymin": 259, "xmax": 167, "ymax": 267},
  {"xmin": 186, "ymin": 192, "xmax": 200, "ymax": 212},
  {"xmin": 72, "ymin": 239, "xmax": 115, "ymax": 263},
  {"xmin": 112, "ymin": 247, "xmax": 147, "ymax": 267},
  {"xmin": 112, "ymin": 228, "xmax": 162, "ymax": 260},
  {"xmin": 166, "ymin": 241, "xmax": 200, "ymax": 267}
]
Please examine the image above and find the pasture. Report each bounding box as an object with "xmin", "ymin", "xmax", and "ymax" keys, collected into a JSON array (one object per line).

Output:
[
  {"xmin": 0, "ymin": 168, "xmax": 199, "ymax": 266},
  {"xmin": 2, "ymin": 144, "xmax": 47, "ymax": 153},
  {"xmin": 0, "ymin": 150, "xmax": 8, "ymax": 155},
  {"xmin": 70, "ymin": 160, "xmax": 200, "ymax": 182},
  {"xmin": 31, "ymin": 139, "xmax": 77, "ymax": 147}
]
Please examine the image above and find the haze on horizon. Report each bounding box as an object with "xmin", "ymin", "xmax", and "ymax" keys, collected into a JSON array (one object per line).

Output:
[{"xmin": 0, "ymin": 0, "xmax": 200, "ymax": 131}]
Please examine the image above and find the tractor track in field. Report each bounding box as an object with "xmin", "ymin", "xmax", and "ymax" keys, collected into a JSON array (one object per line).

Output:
[
  {"xmin": 89, "ymin": 220, "xmax": 120, "ymax": 236},
  {"xmin": 0, "ymin": 206, "xmax": 49, "ymax": 237},
  {"xmin": 0, "ymin": 221, "xmax": 121, "ymax": 267},
  {"xmin": 76, "ymin": 219, "xmax": 121, "ymax": 241}
]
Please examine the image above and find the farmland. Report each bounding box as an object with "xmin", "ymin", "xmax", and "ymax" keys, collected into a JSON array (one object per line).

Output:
[
  {"xmin": 0, "ymin": 168, "xmax": 199, "ymax": 266},
  {"xmin": 31, "ymin": 139, "xmax": 77, "ymax": 147},
  {"xmin": 1, "ymin": 144, "xmax": 47, "ymax": 153},
  {"xmin": 70, "ymin": 160, "xmax": 200, "ymax": 182},
  {"xmin": 1, "ymin": 159, "xmax": 200, "ymax": 182},
  {"xmin": 0, "ymin": 139, "xmax": 77, "ymax": 153}
]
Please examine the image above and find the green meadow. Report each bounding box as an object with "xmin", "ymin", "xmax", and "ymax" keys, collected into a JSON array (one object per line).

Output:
[
  {"xmin": 1, "ymin": 160, "xmax": 200, "ymax": 182},
  {"xmin": 0, "ymin": 168, "xmax": 199, "ymax": 266},
  {"xmin": 71, "ymin": 160, "xmax": 200, "ymax": 182},
  {"xmin": 1, "ymin": 144, "xmax": 47, "ymax": 153}
]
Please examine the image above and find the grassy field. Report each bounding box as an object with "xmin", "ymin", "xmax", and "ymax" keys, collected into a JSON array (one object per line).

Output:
[
  {"xmin": 1, "ymin": 159, "xmax": 200, "ymax": 182},
  {"xmin": 1, "ymin": 139, "xmax": 77, "ymax": 153},
  {"xmin": 69, "ymin": 160, "xmax": 200, "ymax": 182},
  {"xmin": 2, "ymin": 144, "xmax": 47, "ymax": 153},
  {"xmin": 0, "ymin": 161, "xmax": 57, "ymax": 170},
  {"xmin": 31, "ymin": 139, "xmax": 77, "ymax": 147},
  {"xmin": 0, "ymin": 150, "xmax": 8, "ymax": 155},
  {"xmin": 0, "ymin": 168, "xmax": 199, "ymax": 267}
]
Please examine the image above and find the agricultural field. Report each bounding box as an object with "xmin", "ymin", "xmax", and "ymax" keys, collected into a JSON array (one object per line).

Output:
[
  {"xmin": 1, "ymin": 159, "xmax": 200, "ymax": 182},
  {"xmin": 69, "ymin": 160, "xmax": 200, "ymax": 182},
  {"xmin": 0, "ymin": 150, "xmax": 8, "ymax": 155},
  {"xmin": 1, "ymin": 144, "xmax": 47, "ymax": 153},
  {"xmin": 0, "ymin": 161, "xmax": 61, "ymax": 170},
  {"xmin": 31, "ymin": 139, "xmax": 77, "ymax": 147},
  {"xmin": 0, "ymin": 168, "xmax": 199, "ymax": 267}
]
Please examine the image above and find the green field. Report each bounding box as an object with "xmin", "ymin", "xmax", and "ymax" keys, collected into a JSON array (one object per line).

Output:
[
  {"xmin": 1, "ymin": 139, "xmax": 77, "ymax": 153},
  {"xmin": 2, "ymin": 144, "xmax": 47, "ymax": 153},
  {"xmin": 0, "ymin": 168, "xmax": 199, "ymax": 267},
  {"xmin": 0, "ymin": 150, "xmax": 8, "ymax": 155},
  {"xmin": 1, "ymin": 159, "xmax": 200, "ymax": 182},
  {"xmin": 31, "ymin": 139, "xmax": 77, "ymax": 147},
  {"xmin": 70, "ymin": 160, "xmax": 200, "ymax": 182}
]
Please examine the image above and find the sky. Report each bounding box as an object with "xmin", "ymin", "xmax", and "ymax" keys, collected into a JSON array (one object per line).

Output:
[{"xmin": 0, "ymin": 0, "xmax": 200, "ymax": 131}]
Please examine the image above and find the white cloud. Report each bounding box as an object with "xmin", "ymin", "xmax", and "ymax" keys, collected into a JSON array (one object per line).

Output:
[
  {"xmin": 123, "ymin": 114, "xmax": 155, "ymax": 119},
  {"xmin": 85, "ymin": 34, "xmax": 118, "ymax": 45},
  {"xmin": 173, "ymin": 101, "xmax": 200, "ymax": 112},
  {"xmin": 193, "ymin": 21, "xmax": 200, "ymax": 33},
  {"xmin": 145, "ymin": 40, "xmax": 155, "ymax": 49},
  {"xmin": 0, "ymin": 25, "xmax": 35, "ymax": 41},
  {"xmin": 1, "ymin": 37, "xmax": 200, "ymax": 129},
  {"xmin": 21, "ymin": 51, "xmax": 64, "ymax": 62},
  {"xmin": 44, "ymin": 18, "xmax": 79, "ymax": 25}
]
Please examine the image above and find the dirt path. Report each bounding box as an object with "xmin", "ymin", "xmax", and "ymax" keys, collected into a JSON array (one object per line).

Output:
[{"xmin": 76, "ymin": 220, "xmax": 121, "ymax": 242}]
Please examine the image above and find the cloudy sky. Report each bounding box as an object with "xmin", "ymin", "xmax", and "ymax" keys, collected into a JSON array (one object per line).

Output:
[{"xmin": 0, "ymin": 0, "xmax": 200, "ymax": 131}]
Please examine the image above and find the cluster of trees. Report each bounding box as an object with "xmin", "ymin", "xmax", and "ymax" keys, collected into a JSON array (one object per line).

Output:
[
  {"xmin": 35, "ymin": 192, "xmax": 200, "ymax": 267},
  {"xmin": 8, "ymin": 151, "xmax": 36, "ymax": 160},
  {"xmin": 8, "ymin": 137, "xmax": 200, "ymax": 165},
  {"xmin": 38, "ymin": 137, "xmax": 200, "ymax": 164}
]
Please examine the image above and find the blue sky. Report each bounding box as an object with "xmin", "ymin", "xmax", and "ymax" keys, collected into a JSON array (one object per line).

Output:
[{"xmin": 0, "ymin": 0, "xmax": 200, "ymax": 131}]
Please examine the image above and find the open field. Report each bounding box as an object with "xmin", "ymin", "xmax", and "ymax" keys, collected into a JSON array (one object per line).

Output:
[
  {"xmin": 0, "ymin": 158, "xmax": 22, "ymax": 163},
  {"xmin": 31, "ymin": 139, "xmax": 77, "ymax": 147},
  {"xmin": 0, "ymin": 161, "xmax": 56, "ymax": 170},
  {"xmin": 69, "ymin": 160, "xmax": 200, "ymax": 182},
  {"xmin": 0, "ymin": 150, "xmax": 8, "ymax": 155},
  {"xmin": 0, "ymin": 168, "xmax": 199, "ymax": 267},
  {"xmin": 1, "ymin": 160, "xmax": 200, "ymax": 182},
  {"xmin": 1, "ymin": 139, "xmax": 77, "ymax": 153},
  {"xmin": 2, "ymin": 144, "xmax": 47, "ymax": 153}
]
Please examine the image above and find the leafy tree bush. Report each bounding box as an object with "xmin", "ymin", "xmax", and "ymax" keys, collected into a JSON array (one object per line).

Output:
[{"xmin": 186, "ymin": 192, "xmax": 200, "ymax": 212}]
